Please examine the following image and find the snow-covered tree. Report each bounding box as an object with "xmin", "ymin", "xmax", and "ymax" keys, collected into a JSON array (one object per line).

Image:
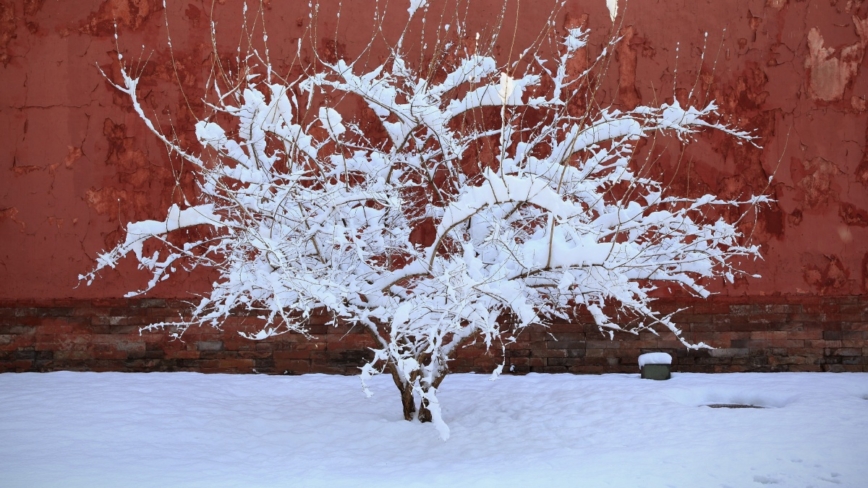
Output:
[{"xmin": 83, "ymin": 2, "xmax": 767, "ymax": 439}]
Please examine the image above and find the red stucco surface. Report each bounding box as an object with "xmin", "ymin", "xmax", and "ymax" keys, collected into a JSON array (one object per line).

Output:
[{"xmin": 1, "ymin": 0, "xmax": 866, "ymax": 302}]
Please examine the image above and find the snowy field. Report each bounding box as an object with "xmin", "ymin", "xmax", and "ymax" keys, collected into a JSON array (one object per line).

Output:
[{"xmin": 1, "ymin": 372, "xmax": 866, "ymax": 487}]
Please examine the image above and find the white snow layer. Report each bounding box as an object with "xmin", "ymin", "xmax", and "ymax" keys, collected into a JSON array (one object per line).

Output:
[
  {"xmin": 638, "ymin": 352, "xmax": 673, "ymax": 368},
  {"xmin": 1, "ymin": 372, "xmax": 866, "ymax": 487},
  {"xmin": 607, "ymin": 0, "xmax": 618, "ymax": 22},
  {"xmin": 408, "ymin": 0, "xmax": 427, "ymax": 16}
]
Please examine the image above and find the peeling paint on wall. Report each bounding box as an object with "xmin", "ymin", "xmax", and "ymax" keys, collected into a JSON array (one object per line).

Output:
[
  {"xmin": 839, "ymin": 202, "xmax": 868, "ymax": 226},
  {"xmin": 0, "ymin": 0, "xmax": 15, "ymax": 66},
  {"xmin": 792, "ymin": 157, "xmax": 842, "ymax": 209},
  {"xmin": 0, "ymin": 207, "xmax": 24, "ymax": 231},
  {"xmin": 81, "ymin": 0, "xmax": 162, "ymax": 36},
  {"xmin": 804, "ymin": 16, "xmax": 868, "ymax": 102},
  {"xmin": 803, "ymin": 255, "xmax": 849, "ymax": 294},
  {"xmin": 1, "ymin": 0, "xmax": 867, "ymax": 300}
]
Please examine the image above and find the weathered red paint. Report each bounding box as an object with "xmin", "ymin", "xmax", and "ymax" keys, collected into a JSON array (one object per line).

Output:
[{"xmin": 1, "ymin": 0, "xmax": 867, "ymax": 304}]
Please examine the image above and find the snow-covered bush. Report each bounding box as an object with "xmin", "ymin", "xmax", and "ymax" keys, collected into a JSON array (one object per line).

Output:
[{"xmin": 83, "ymin": 2, "xmax": 767, "ymax": 439}]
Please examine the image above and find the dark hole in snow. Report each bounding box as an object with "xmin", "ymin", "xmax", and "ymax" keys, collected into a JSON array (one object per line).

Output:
[{"xmin": 704, "ymin": 404, "xmax": 765, "ymax": 409}]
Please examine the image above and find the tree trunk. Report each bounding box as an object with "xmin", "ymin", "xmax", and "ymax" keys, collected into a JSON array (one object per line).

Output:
[
  {"xmin": 400, "ymin": 382, "xmax": 416, "ymax": 421},
  {"xmin": 416, "ymin": 373, "xmax": 446, "ymax": 423},
  {"xmin": 385, "ymin": 357, "xmax": 448, "ymax": 423},
  {"xmin": 383, "ymin": 359, "xmax": 418, "ymax": 421},
  {"xmin": 417, "ymin": 397, "xmax": 433, "ymax": 423}
]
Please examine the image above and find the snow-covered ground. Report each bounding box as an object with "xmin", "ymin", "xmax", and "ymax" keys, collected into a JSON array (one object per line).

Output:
[{"xmin": 1, "ymin": 372, "xmax": 866, "ymax": 487}]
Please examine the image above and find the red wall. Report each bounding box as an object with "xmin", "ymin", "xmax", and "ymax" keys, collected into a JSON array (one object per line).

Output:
[{"xmin": 0, "ymin": 0, "xmax": 866, "ymax": 373}]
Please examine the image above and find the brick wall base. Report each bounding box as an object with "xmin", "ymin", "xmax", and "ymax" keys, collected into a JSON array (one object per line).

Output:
[{"xmin": 1, "ymin": 296, "xmax": 866, "ymax": 374}]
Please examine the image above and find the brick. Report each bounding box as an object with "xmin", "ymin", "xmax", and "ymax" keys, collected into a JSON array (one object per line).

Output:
[
  {"xmin": 823, "ymin": 322, "xmax": 845, "ymax": 331},
  {"xmin": 455, "ymin": 347, "xmax": 481, "ymax": 359},
  {"xmin": 838, "ymin": 365, "xmax": 866, "ymax": 372},
  {"xmin": 507, "ymin": 357, "xmax": 545, "ymax": 368},
  {"xmin": 547, "ymin": 332, "xmax": 588, "ymax": 342},
  {"xmin": 2, "ymin": 297, "xmax": 866, "ymax": 374},
  {"xmin": 765, "ymin": 304, "xmax": 795, "ymax": 314},
  {"xmin": 271, "ymin": 350, "xmax": 311, "ymax": 361},
  {"xmin": 53, "ymin": 350, "xmax": 91, "ymax": 361},
  {"xmin": 13, "ymin": 308, "xmax": 40, "ymax": 317},
  {"xmin": 196, "ymin": 341, "xmax": 224, "ymax": 352},
  {"xmin": 136, "ymin": 299, "xmax": 168, "ymax": 308},
  {"xmin": 169, "ymin": 350, "xmax": 202, "ymax": 359},
  {"xmin": 309, "ymin": 360, "xmax": 350, "ymax": 374},
  {"xmin": 686, "ymin": 322, "xmax": 717, "ymax": 333},
  {"xmin": 788, "ymin": 364, "xmax": 823, "ymax": 372},
  {"xmin": 506, "ymin": 349, "xmax": 531, "ymax": 358},
  {"xmin": 583, "ymin": 348, "xmax": 612, "ymax": 358},
  {"xmin": 546, "ymin": 340, "xmax": 586, "ymax": 350},
  {"xmin": 473, "ymin": 357, "xmax": 501, "ymax": 370},
  {"xmin": 570, "ymin": 366, "xmax": 606, "ymax": 374},
  {"xmin": 305, "ymin": 325, "xmax": 329, "ymax": 335},
  {"xmin": 750, "ymin": 331, "xmax": 787, "ymax": 341},
  {"xmin": 729, "ymin": 304, "xmax": 754, "ymax": 315},
  {"xmin": 842, "ymin": 330, "xmax": 867, "ymax": 341},
  {"xmin": 709, "ymin": 348, "xmax": 750, "ymax": 358},
  {"xmin": 775, "ymin": 356, "xmax": 814, "ymax": 365},
  {"xmin": 0, "ymin": 324, "xmax": 36, "ymax": 335},
  {"xmin": 546, "ymin": 357, "xmax": 584, "ymax": 367},
  {"xmin": 274, "ymin": 359, "xmax": 311, "ymax": 374},
  {"xmin": 729, "ymin": 322, "xmax": 771, "ymax": 332},
  {"xmin": 114, "ymin": 341, "xmax": 145, "ymax": 353},
  {"xmin": 787, "ymin": 328, "xmax": 823, "ymax": 340},
  {"xmin": 565, "ymin": 348, "xmax": 587, "ymax": 358},
  {"xmin": 679, "ymin": 314, "xmax": 715, "ymax": 324},
  {"xmin": 218, "ymin": 359, "xmax": 255, "ymax": 370},
  {"xmin": 534, "ymin": 347, "xmax": 567, "ymax": 358},
  {"xmin": 828, "ymin": 348, "xmax": 861, "ymax": 357},
  {"xmin": 747, "ymin": 314, "xmax": 788, "ymax": 325},
  {"xmin": 3, "ymin": 360, "xmax": 34, "ymax": 371},
  {"xmin": 823, "ymin": 331, "xmax": 843, "ymax": 341},
  {"xmin": 93, "ymin": 349, "xmax": 128, "ymax": 360}
]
